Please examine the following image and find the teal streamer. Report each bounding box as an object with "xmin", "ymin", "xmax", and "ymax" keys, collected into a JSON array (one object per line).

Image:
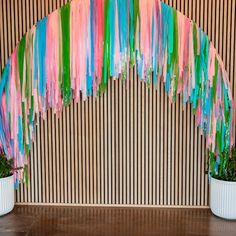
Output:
[{"xmin": 36, "ymin": 17, "xmax": 48, "ymax": 99}]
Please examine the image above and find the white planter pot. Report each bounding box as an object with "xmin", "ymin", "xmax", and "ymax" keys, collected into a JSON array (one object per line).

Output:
[
  {"xmin": 210, "ymin": 176, "xmax": 236, "ymax": 220},
  {"xmin": 0, "ymin": 175, "xmax": 15, "ymax": 216}
]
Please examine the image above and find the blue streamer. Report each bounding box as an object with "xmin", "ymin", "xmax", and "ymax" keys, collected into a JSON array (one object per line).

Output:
[{"xmin": 36, "ymin": 17, "xmax": 48, "ymax": 99}]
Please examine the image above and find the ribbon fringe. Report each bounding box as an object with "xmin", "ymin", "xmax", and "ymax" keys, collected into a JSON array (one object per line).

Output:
[{"xmin": 0, "ymin": 0, "xmax": 234, "ymax": 183}]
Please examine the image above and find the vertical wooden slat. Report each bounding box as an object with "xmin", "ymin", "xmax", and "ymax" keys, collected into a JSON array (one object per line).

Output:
[
  {"xmin": 130, "ymin": 68, "xmax": 134, "ymax": 205},
  {"xmin": 67, "ymin": 105, "xmax": 71, "ymax": 203},
  {"xmin": 85, "ymin": 98, "xmax": 90, "ymax": 204},
  {"xmin": 118, "ymin": 78, "xmax": 123, "ymax": 204},
  {"xmin": 179, "ymin": 99, "xmax": 183, "ymax": 206},
  {"xmin": 115, "ymin": 78, "xmax": 119, "ymax": 204},
  {"xmin": 48, "ymin": 110, "xmax": 53, "ymax": 203},
  {"xmin": 77, "ymin": 100, "xmax": 82, "ymax": 204},
  {"xmin": 186, "ymin": 104, "xmax": 190, "ymax": 205},
  {"xmin": 30, "ymin": 135, "xmax": 35, "ymax": 203},
  {"xmin": 111, "ymin": 79, "xmax": 116, "ymax": 204},
  {"xmin": 96, "ymin": 96, "xmax": 101, "ymax": 204},
  {"xmin": 121, "ymin": 77, "xmax": 126, "ymax": 204},
  {"xmin": 170, "ymin": 99, "xmax": 175, "ymax": 205},
  {"xmin": 182, "ymin": 104, "xmax": 187, "ymax": 205},
  {"xmin": 152, "ymin": 80, "xmax": 157, "ymax": 205},
  {"xmin": 137, "ymin": 72, "xmax": 141, "ymax": 205},
  {"xmin": 7, "ymin": 0, "xmax": 12, "ymax": 56},
  {"xmin": 51, "ymin": 112, "xmax": 56, "ymax": 203},
  {"xmin": 125, "ymin": 76, "xmax": 129, "ymax": 204},
  {"xmin": 133, "ymin": 67, "xmax": 137, "ymax": 205},
  {"xmin": 59, "ymin": 111, "xmax": 64, "ymax": 203},
  {"xmin": 44, "ymin": 115, "xmax": 49, "ymax": 203},
  {"xmin": 37, "ymin": 117, "xmax": 42, "ymax": 203},
  {"xmin": 197, "ymin": 130, "xmax": 201, "ymax": 206},
  {"xmin": 141, "ymin": 81, "xmax": 145, "ymax": 205},
  {"xmin": 100, "ymin": 94, "xmax": 104, "ymax": 204},
  {"xmin": 167, "ymin": 98, "xmax": 171, "ymax": 206},
  {"xmin": 55, "ymin": 114, "xmax": 60, "ymax": 203},
  {"xmin": 81, "ymin": 100, "xmax": 86, "ymax": 203},
  {"xmin": 92, "ymin": 96, "xmax": 97, "ymax": 204},
  {"xmin": 63, "ymin": 107, "xmax": 68, "ymax": 203},
  {"xmin": 104, "ymin": 84, "xmax": 108, "ymax": 204},
  {"xmin": 70, "ymin": 102, "xmax": 75, "ymax": 204},
  {"xmin": 156, "ymin": 80, "xmax": 160, "ymax": 205},
  {"xmin": 10, "ymin": 0, "xmax": 15, "ymax": 52},
  {"xmin": 175, "ymin": 97, "xmax": 179, "ymax": 205},
  {"xmin": 190, "ymin": 108, "xmax": 194, "ymax": 205},
  {"xmin": 0, "ymin": 0, "xmax": 3, "ymax": 73},
  {"xmin": 145, "ymin": 82, "xmax": 149, "ymax": 204},
  {"xmin": 149, "ymin": 79, "xmax": 153, "ymax": 205},
  {"xmin": 160, "ymin": 83, "xmax": 164, "ymax": 205},
  {"xmin": 33, "ymin": 122, "xmax": 38, "ymax": 203},
  {"xmin": 200, "ymin": 136, "xmax": 205, "ymax": 206},
  {"xmin": 164, "ymin": 87, "xmax": 168, "ymax": 205},
  {"xmin": 171, "ymin": 100, "xmax": 175, "ymax": 205},
  {"xmin": 2, "ymin": 0, "xmax": 8, "ymax": 65},
  {"xmin": 107, "ymin": 80, "xmax": 112, "ymax": 204},
  {"xmin": 74, "ymin": 100, "xmax": 79, "ymax": 203},
  {"xmin": 194, "ymin": 122, "xmax": 198, "ymax": 205}
]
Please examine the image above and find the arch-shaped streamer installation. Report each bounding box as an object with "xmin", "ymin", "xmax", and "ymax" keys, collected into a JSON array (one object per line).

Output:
[{"xmin": 0, "ymin": 0, "xmax": 234, "ymax": 183}]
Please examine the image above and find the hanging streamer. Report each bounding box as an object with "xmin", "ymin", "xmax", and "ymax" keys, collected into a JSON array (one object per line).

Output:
[{"xmin": 0, "ymin": 0, "xmax": 234, "ymax": 183}]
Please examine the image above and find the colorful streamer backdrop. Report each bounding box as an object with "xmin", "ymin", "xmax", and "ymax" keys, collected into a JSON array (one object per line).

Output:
[{"xmin": 0, "ymin": 0, "xmax": 234, "ymax": 183}]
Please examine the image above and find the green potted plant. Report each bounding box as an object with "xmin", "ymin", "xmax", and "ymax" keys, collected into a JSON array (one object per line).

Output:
[
  {"xmin": 0, "ymin": 153, "xmax": 15, "ymax": 216},
  {"xmin": 209, "ymin": 146, "xmax": 236, "ymax": 220}
]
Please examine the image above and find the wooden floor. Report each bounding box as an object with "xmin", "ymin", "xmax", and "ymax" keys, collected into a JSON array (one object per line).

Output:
[{"xmin": 0, "ymin": 206, "xmax": 236, "ymax": 236}]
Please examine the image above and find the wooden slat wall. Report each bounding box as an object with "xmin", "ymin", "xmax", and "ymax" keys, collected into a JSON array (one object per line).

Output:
[{"xmin": 0, "ymin": 0, "xmax": 235, "ymax": 207}]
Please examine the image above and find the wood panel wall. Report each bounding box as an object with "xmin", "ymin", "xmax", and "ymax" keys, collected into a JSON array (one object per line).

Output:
[{"xmin": 0, "ymin": 0, "xmax": 235, "ymax": 207}]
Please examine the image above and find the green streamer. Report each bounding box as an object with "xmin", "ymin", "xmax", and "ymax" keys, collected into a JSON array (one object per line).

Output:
[
  {"xmin": 17, "ymin": 35, "xmax": 26, "ymax": 92},
  {"xmin": 212, "ymin": 58, "xmax": 218, "ymax": 105},
  {"xmin": 17, "ymin": 35, "xmax": 27, "ymax": 156},
  {"xmin": 100, "ymin": 0, "xmax": 110, "ymax": 93},
  {"xmin": 60, "ymin": 4, "xmax": 71, "ymax": 105},
  {"xmin": 25, "ymin": 32, "xmax": 34, "ymax": 99},
  {"xmin": 129, "ymin": 0, "xmax": 139, "ymax": 64},
  {"xmin": 216, "ymin": 121, "xmax": 220, "ymax": 151}
]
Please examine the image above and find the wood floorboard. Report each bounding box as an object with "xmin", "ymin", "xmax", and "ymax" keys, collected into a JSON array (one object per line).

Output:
[{"xmin": 0, "ymin": 206, "xmax": 236, "ymax": 236}]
